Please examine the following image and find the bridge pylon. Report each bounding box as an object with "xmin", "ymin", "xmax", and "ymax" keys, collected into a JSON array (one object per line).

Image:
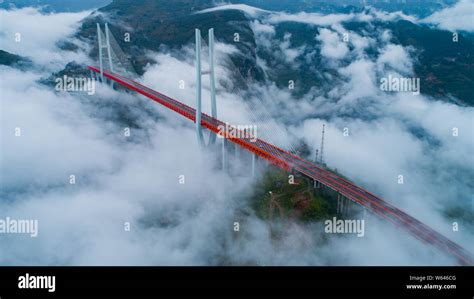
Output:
[
  {"xmin": 195, "ymin": 28, "xmax": 218, "ymax": 147},
  {"xmin": 96, "ymin": 23, "xmax": 114, "ymax": 86},
  {"xmin": 195, "ymin": 28, "xmax": 229, "ymax": 172},
  {"xmin": 104, "ymin": 23, "xmax": 114, "ymax": 88},
  {"xmin": 194, "ymin": 28, "xmax": 257, "ymax": 177}
]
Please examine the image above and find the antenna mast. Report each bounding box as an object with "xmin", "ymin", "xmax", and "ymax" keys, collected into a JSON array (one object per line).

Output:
[{"xmin": 320, "ymin": 124, "xmax": 325, "ymax": 164}]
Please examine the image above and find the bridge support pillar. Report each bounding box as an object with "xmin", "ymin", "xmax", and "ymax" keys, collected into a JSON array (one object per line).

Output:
[
  {"xmin": 337, "ymin": 193, "xmax": 344, "ymax": 215},
  {"xmin": 236, "ymin": 143, "xmax": 242, "ymax": 159},
  {"xmin": 251, "ymin": 153, "xmax": 256, "ymax": 178},
  {"xmin": 222, "ymin": 138, "xmax": 227, "ymax": 171},
  {"xmin": 313, "ymin": 180, "xmax": 320, "ymax": 188},
  {"xmin": 471, "ymin": 195, "xmax": 474, "ymax": 212},
  {"xmin": 340, "ymin": 196, "xmax": 344, "ymax": 215}
]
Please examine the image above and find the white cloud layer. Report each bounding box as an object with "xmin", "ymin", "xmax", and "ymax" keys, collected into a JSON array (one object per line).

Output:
[
  {"xmin": 0, "ymin": 7, "xmax": 91, "ymax": 70},
  {"xmin": 423, "ymin": 0, "xmax": 474, "ymax": 32},
  {"xmin": 195, "ymin": 4, "xmax": 270, "ymax": 17},
  {"xmin": 317, "ymin": 28, "xmax": 349, "ymax": 60},
  {"xmin": 197, "ymin": 4, "xmax": 418, "ymax": 28}
]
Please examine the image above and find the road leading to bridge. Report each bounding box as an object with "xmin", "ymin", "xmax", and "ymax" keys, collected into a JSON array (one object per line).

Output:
[{"xmin": 88, "ymin": 66, "xmax": 473, "ymax": 266}]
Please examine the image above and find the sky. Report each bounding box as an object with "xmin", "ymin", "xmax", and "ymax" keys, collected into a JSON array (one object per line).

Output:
[{"xmin": 0, "ymin": 1, "xmax": 473, "ymax": 265}]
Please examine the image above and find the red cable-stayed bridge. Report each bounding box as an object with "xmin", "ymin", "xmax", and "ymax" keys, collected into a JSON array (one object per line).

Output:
[{"xmin": 88, "ymin": 66, "xmax": 473, "ymax": 266}]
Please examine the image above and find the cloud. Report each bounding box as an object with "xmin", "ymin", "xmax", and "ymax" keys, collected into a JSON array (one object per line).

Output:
[
  {"xmin": 368, "ymin": 8, "xmax": 418, "ymax": 23},
  {"xmin": 197, "ymin": 4, "xmax": 419, "ymax": 28},
  {"xmin": 0, "ymin": 48, "xmax": 257, "ymax": 265},
  {"xmin": 338, "ymin": 59, "xmax": 377, "ymax": 102},
  {"xmin": 0, "ymin": 7, "xmax": 91, "ymax": 70},
  {"xmin": 249, "ymin": 20, "xmax": 275, "ymax": 49},
  {"xmin": 376, "ymin": 44, "xmax": 413, "ymax": 74},
  {"xmin": 317, "ymin": 28, "xmax": 349, "ymax": 60},
  {"xmin": 0, "ymin": 67, "xmax": 121, "ymax": 191},
  {"xmin": 268, "ymin": 11, "xmax": 356, "ymax": 26},
  {"xmin": 423, "ymin": 0, "xmax": 474, "ymax": 32},
  {"xmin": 195, "ymin": 4, "xmax": 270, "ymax": 17},
  {"xmin": 278, "ymin": 33, "xmax": 306, "ymax": 65}
]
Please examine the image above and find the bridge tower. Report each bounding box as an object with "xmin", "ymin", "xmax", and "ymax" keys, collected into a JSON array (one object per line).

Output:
[
  {"xmin": 105, "ymin": 23, "xmax": 114, "ymax": 87},
  {"xmin": 96, "ymin": 23, "xmax": 114, "ymax": 86},
  {"xmin": 96, "ymin": 23, "xmax": 104, "ymax": 82},
  {"xmin": 195, "ymin": 28, "xmax": 218, "ymax": 146},
  {"xmin": 195, "ymin": 28, "xmax": 231, "ymax": 172},
  {"xmin": 194, "ymin": 28, "xmax": 256, "ymax": 176}
]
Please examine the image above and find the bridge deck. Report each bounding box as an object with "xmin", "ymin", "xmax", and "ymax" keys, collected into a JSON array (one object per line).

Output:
[{"xmin": 89, "ymin": 66, "xmax": 473, "ymax": 266}]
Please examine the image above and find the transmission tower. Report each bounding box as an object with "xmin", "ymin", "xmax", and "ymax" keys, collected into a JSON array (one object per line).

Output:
[{"xmin": 320, "ymin": 124, "xmax": 325, "ymax": 164}]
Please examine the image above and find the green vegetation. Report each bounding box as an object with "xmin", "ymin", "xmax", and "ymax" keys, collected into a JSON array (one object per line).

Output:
[
  {"xmin": 0, "ymin": 0, "xmax": 111, "ymax": 12},
  {"xmin": 444, "ymin": 205, "xmax": 474, "ymax": 226},
  {"xmin": 386, "ymin": 20, "xmax": 474, "ymax": 105},
  {"xmin": 301, "ymin": 199, "xmax": 328, "ymax": 222},
  {"xmin": 250, "ymin": 167, "xmax": 331, "ymax": 222},
  {"xmin": 70, "ymin": 0, "xmax": 473, "ymax": 106},
  {"xmin": 76, "ymin": 0, "xmax": 262, "ymax": 81}
]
